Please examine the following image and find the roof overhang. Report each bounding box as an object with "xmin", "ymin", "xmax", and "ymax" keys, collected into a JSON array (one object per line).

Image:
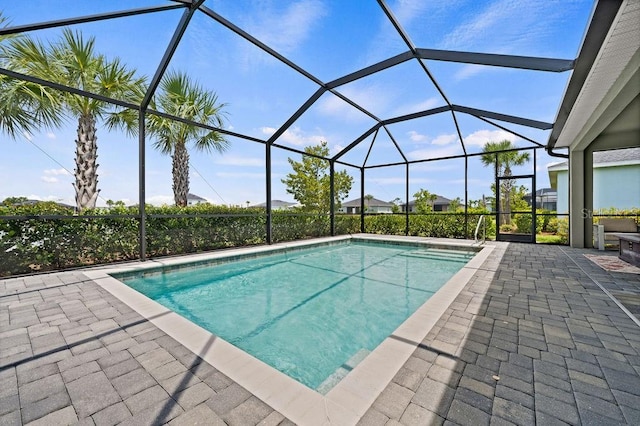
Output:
[{"xmin": 548, "ymin": 0, "xmax": 640, "ymax": 152}]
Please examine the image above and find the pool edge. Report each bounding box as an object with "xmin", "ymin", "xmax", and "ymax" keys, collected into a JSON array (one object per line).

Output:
[{"xmin": 86, "ymin": 235, "xmax": 495, "ymax": 425}]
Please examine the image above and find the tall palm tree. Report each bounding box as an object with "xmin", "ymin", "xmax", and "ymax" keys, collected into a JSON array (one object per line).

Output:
[
  {"xmin": 146, "ymin": 71, "xmax": 229, "ymax": 207},
  {"xmin": 6, "ymin": 29, "xmax": 145, "ymax": 211},
  {"xmin": 480, "ymin": 140, "xmax": 530, "ymax": 225}
]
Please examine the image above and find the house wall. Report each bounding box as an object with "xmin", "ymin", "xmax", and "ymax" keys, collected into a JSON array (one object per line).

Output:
[
  {"xmin": 370, "ymin": 206, "xmax": 392, "ymax": 213},
  {"xmin": 593, "ymin": 165, "xmax": 640, "ymax": 209},
  {"xmin": 556, "ymin": 171, "xmax": 569, "ymax": 213},
  {"xmin": 555, "ymin": 164, "xmax": 639, "ymax": 214}
]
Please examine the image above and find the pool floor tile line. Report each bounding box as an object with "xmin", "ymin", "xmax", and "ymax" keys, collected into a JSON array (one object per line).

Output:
[{"xmin": 1, "ymin": 237, "xmax": 640, "ymax": 425}]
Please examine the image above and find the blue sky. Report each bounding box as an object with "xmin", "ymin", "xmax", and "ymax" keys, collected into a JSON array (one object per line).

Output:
[{"xmin": 1, "ymin": 0, "xmax": 594, "ymax": 207}]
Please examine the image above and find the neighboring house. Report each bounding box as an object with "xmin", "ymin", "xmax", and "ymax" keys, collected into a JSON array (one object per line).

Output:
[
  {"xmin": 401, "ymin": 195, "xmax": 452, "ymax": 212},
  {"xmin": 548, "ymin": 147, "xmax": 640, "ymax": 213},
  {"xmin": 524, "ymin": 188, "xmax": 557, "ymax": 211},
  {"xmin": 251, "ymin": 200, "xmax": 298, "ymax": 210},
  {"xmin": 339, "ymin": 197, "xmax": 394, "ymax": 214},
  {"xmin": 187, "ymin": 193, "xmax": 208, "ymax": 205}
]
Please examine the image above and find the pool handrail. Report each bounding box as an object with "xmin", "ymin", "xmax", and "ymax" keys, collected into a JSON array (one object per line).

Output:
[{"xmin": 474, "ymin": 215, "xmax": 486, "ymax": 244}]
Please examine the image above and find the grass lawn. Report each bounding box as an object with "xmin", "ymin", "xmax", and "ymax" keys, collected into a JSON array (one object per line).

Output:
[{"xmin": 536, "ymin": 234, "xmax": 564, "ymax": 244}]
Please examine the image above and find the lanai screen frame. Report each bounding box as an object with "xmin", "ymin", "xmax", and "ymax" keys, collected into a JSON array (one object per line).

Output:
[{"xmin": 1, "ymin": 0, "xmax": 601, "ymax": 261}]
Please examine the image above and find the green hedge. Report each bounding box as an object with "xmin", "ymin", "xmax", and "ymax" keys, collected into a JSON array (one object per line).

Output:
[
  {"xmin": 1, "ymin": 203, "xmax": 497, "ymax": 276},
  {"xmin": 363, "ymin": 211, "xmax": 496, "ymax": 240}
]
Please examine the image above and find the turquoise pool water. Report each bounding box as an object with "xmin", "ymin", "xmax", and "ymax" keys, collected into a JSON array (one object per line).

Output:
[{"xmin": 121, "ymin": 241, "xmax": 474, "ymax": 392}]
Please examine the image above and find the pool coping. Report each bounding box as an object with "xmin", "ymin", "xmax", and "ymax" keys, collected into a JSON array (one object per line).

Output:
[{"xmin": 84, "ymin": 234, "xmax": 494, "ymax": 425}]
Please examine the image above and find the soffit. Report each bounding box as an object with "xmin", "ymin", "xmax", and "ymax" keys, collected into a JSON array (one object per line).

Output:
[{"xmin": 553, "ymin": 0, "xmax": 639, "ymax": 149}]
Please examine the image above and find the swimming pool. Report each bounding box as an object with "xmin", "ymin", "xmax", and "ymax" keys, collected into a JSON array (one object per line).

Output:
[{"xmin": 117, "ymin": 239, "xmax": 475, "ymax": 393}]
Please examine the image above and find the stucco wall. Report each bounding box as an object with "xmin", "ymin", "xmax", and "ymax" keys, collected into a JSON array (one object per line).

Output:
[
  {"xmin": 555, "ymin": 164, "xmax": 640, "ymax": 213},
  {"xmin": 556, "ymin": 171, "xmax": 569, "ymax": 213},
  {"xmin": 593, "ymin": 165, "xmax": 640, "ymax": 210}
]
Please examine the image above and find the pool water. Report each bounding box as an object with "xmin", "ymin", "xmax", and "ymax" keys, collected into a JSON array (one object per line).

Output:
[{"xmin": 122, "ymin": 241, "xmax": 474, "ymax": 392}]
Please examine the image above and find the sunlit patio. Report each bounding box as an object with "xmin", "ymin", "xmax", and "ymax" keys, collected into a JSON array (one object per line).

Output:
[
  {"xmin": 1, "ymin": 0, "xmax": 639, "ymax": 425},
  {"xmin": 1, "ymin": 239, "xmax": 639, "ymax": 424}
]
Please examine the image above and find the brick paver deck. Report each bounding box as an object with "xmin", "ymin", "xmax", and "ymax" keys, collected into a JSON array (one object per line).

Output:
[{"xmin": 1, "ymin": 242, "xmax": 639, "ymax": 425}]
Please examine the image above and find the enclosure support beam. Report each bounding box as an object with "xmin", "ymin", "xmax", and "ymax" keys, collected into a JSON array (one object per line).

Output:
[
  {"xmin": 416, "ymin": 48, "xmax": 574, "ymax": 72},
  {"xmin": 405, "ymin": 164, "xmax": 410, "ymax": 236},
  {"xmin": 138, "ymin": 110, "xmax": 147, "ymax": 261},
  {"xmin": 360, "ymin": 168, "xmax": 365, "ymax": 233},
  {"xmin": 452, "ymin": 105, "xmax": 553, "ymax": 130},
  {"xmin": 464, "ymin": 156, "xmax": 468, "ymax": 238},
  {"xmin": 330, "ymin": 161, "xmax": 335, "ymax": 236},
  {"xmin": 266, "ymin": 143, "xmax": 272, "ymax": 244},
  {"xmin": 533, "ymin": 150, "xmax": 538, "ymax": 241},
  {"xmin": 141, "ymin": 0, "xmax": 204, "ymax": 109}
]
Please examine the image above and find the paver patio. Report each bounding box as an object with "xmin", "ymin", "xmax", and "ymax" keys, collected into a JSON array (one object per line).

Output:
[{"xmin": 1, "ymin": 241, "xmax": 639, "ymax": 425}]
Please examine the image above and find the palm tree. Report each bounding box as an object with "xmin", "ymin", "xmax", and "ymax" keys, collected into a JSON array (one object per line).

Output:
[
  {"xmin": 0, "ymin": 13, "xmax": 61, "ymax": 138},
  {"xmin": 480, "ymin": 140, "xmax": 530, "ymax": 225},
  {"xmin": 6, "ymin": 29, "xmax": 145, "ymax": 211},
  {"xmin": 146, "ymin": 71, "xmax": 229, "ymax": 207},
  {"xmin": 364, "ymin": 194, "xmax": 374, "ymax": 212}
]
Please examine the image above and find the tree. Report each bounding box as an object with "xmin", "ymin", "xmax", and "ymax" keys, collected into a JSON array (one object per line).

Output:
[
  {"xmin": 480, "ymin": 140, "xmax": 530, "ymax": 225},
  {"xmin": 2, "ymin": 196, "xmax": 28, "ymax": 206},
  {"xmin": 0, "ymin": 13, "xmax": 61, "ymax": 140},
  {"xmin": 282, "ymin": 142, "xmax": 353, "ymax": 213},
  {"xmin": 364, "ymin": 194, "xmax": 374, "ymax": 212},
  {"xmin": 6, "ymin": 29, "xmax": 146, "ymax": 211},
  {"xmin": 413, "ymin": 189, "xmax": 437, "ymax": 213},
  {"xmin": 390, "ymin": 197, "xmax": 402, "ymax": 213},
  {"xmin": 140, "ymin": 71, "xmax": 229, "ymax": 207},
  {"xmin": 448, "ymin": 197, "xmax": 462, "ymax": 212}
]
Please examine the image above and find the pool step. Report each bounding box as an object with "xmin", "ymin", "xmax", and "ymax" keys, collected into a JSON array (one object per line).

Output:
[
  {"xmin": 316, "ymin": 348, "xmax": 371, "ymax": 395},
  {"xmin": 400, "ymin": 249, "xmax": 474, "ymax": 262}
]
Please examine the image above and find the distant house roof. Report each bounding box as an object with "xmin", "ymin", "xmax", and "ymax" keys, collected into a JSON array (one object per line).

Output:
[
  {"xmin": 530, "ymin": 188, "xmax": 557, "ymax": 196},
  {"xmin": 401, "ymin": 195, "xmax": 452, "ymax": 207},
  {"xmin": 251, "ymin": 200, "xmax": 297, "ymax": 208},
  {"xmin": 10, "ymin": 199, "xmax": 75, "ymax": 209},
  {"xmin": 187, "ymin": 193, "xmax": 207, "ymax": 202},
  {"xmin": 548, "ymin": 147, "xmax": 640, "ymax": 171},
  {"xmin": 342, "ymin": 197, "xmax": 393, "ymax": 207},
  {"xmin": 525, "ymin": 188, "xmax": 557, "ymax": 199}
]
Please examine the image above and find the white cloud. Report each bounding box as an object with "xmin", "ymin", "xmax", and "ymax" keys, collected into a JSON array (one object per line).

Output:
[
  {"xmin": 408, "ymin": 131, "xmax": 428, "ymax": 143},
  {"xmin": 213, "ymin": 155, "xmax": 263, "ymax": 167},
  {"xmin": 215, "ymin": 172, "xmax": 266, "ymax": 179},
  {"xmin": 405, "ymin": 128, "xmax": 521, "ymax": 161},
  {"xmin": 393, "ymin": 97, "xmax": 441, "ymax": 117},
  {"xmin": 411, "ymin": 163, "xmax": 458, "ymax": 172},
  {"xmin": 248, "ymin": 0, "xmax": 327, "ymax": 54},
  {"xmin": 407, "ymin": 145, "xmax": 463, "ymax": 161},
  {"xmin": 43, "ymin": 168, "xmax": 70, "ymax": 176},
  {"xmin": 464, "ymin": 129, "xmax": 519, "ymax": 147},
  {"xmin": 146, "ymin": 195, "xmax": 174, "ymax": 206},
  {"xmin": 369, "ymin": 177, "xmax": 432, "ymax": 185},
  {"xmin": 40, "ymin": 168, "xmax": 70, "ymax": 184},
  {"xmin": 440, "ymin": 0, "xmax": 574, "ymax": 55},
  {"xmin": 432, "ymin": 133, "xmax": 458, "ymax": 146},
  {"xmin": 318, "ymin": 86, "xmax": 383, "ymax": 122},
  {"xmin": 46, "ymin": 132, "xmax": 56, "ymax": 139},
  {"xmin": 332, "ymin": 144, "xmax": 344, "ymax": 156},
  {"xmin": 453, "ymin": 64, "xmax": 487, "ymax": 81},
  {"xmin": 260, "ymin": 126, "xmax": 325, "ymax": 146},
  {"xmin": 391, "ymin": 0, "xmax": 433, "ymax": 24}
]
